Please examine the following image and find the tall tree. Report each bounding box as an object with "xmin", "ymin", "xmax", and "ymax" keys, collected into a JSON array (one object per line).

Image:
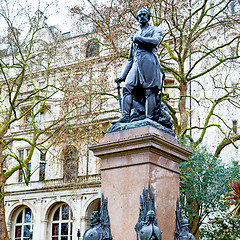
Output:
[
  {"xmin": 70, "ymin": 2, "xmax": 240, "ymax": 239},
  {"xmin": 71, "ymin": 0, "xmax": 240, "ymax": 156},
  {"xmin": 0, "ymin": 2, "xmax": 70, "ymax": 238},
  {"xmin": 180, "ymin": 147, "xmax": 240, "ymax": 239}
]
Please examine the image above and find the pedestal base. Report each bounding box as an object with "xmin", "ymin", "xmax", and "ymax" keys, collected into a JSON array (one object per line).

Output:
[{"xmin": 90, "ymin": 126, "xmax": 192, "ymax": 240}]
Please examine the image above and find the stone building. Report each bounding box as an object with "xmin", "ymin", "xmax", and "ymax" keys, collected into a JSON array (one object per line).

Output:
[
  {"xmin": 1, "ymin": 1, "xmax": 240, "ymax": 240},
  {"xmin": 1, "ymin": 17, "xmax": 118, "ymax": 239}
]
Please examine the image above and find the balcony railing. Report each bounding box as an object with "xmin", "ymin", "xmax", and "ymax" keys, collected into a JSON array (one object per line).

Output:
[{"xmin": 5, "ymin": 174, "xmax": 101, "ymax": 194}]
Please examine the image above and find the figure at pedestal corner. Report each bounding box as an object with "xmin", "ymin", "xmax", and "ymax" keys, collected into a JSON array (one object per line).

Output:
[
  {"xmin": 113, "ymin": 7, "xmax": 172, "ymax": 126},
  {"xmin": 178, "ymin": 219, "xmax": 196, "ymax": 240},
  {"xmin": 175, "ymin": 200, "xmax": 196, "ymax": 240},
  {"xmin": 135, "ymin": 184, "xmax": 162, "ymax": 240},
  {"xmin": 83, "ymin": 195, "xmax": 112, "ymax": 240}
]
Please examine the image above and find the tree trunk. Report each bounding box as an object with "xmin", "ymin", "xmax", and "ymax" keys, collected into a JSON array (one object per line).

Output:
[
  {"xmin": 0, "ymin": 148, "xmax": 9, "ymax": 240},
  {"xmin": 189, "ymin": 199, "xmax": 200, "ymax": 240},
  {"xmin": 178, "ymin": 82, "xmax": 188, "ymax": 135}
]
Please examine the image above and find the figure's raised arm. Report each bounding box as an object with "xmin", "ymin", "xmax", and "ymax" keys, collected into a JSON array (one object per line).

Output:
[{"xmin": 133, "ymin": 27, "xmax": 162, "ymax": 48}]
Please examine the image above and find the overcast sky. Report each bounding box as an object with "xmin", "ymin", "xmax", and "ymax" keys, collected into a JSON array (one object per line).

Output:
[{"xmin": 0, "ymin": 0, "xmax": 99, "ymax": 33}]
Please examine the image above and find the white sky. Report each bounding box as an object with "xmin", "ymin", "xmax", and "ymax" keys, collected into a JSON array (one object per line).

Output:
[{"xmin": 0, "ymin": 0, "xmax": 109, "ymax": 33}]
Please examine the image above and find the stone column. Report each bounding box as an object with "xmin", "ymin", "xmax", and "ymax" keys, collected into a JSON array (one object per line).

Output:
[{"xmin": 89, "ymin": 125, "xmax": 192, "ymax": 240}]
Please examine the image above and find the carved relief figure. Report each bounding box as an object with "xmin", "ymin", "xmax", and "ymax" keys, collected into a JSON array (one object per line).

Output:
[
  {"xmin": 135, "ymin": 185, "xmax": 162, "ymax": 240},
  {"xmin": 83, "ymin": 196, "xmax": 112, "ymax": 240}
]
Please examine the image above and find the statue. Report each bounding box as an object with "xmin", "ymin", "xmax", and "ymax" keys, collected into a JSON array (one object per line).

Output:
[
  {"xmin": 109, "ymin": 7, "xmax": 174, "ymax": 135},
  {"xmin": 178, "ymin": 219, "xmax": 196, "ymax": 240},
  {"xmin": 83, "ymin": 195, "xmax": 112, "ymax": 240},
  {"xmin": 175, "ymin": 200, "xmax": 196, "ymax": 240},
  {"xmin": 135, "ymin": 184, "xmax": 162, "ymax": 240}
]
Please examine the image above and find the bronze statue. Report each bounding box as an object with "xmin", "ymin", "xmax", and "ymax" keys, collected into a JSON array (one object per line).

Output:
[
  {"xmin": 175, "ymin": 200, "xmax": 196, "ymax": 240},
  {"xmin": 83, "ymin": 195, "xmax": 112, "ymax": 240},
  {"xmin": 178, "ymin": 219, "xmax": 196, "ymax": 240},
  {"xmin": 114, "ymin": 7, "xmax": 164, "ymax": 123},
  {"xmin": 135, "ymin": 184, "xmax": 162, "ymax": 240}
]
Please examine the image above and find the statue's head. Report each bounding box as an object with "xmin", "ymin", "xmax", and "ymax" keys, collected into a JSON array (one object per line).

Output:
[
  {"xmin": 137, "ymin": 7, "xmax": 151, "ymax": 24},
  {"xmin": 90, "ymin": 211, "xmax": 100, "ymax": 227},
  {"xmin": 180, "ymin": 219, "xmax": 190, "ymax": 231},
  {"xmin": 146, "ymin": 210, "xmax": 156, "ymax": 223}
]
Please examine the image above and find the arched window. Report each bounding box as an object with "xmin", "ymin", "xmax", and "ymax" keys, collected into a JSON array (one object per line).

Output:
[
  {"xmin": 14, "ymin": 207, "xmax": 33, "ymax": 240},
  {"xmin": 51, "ymin": 203, "xmax": 73, "ymax": 240},
  {"xmin": 86, "ymin": 39, "xmax": 99, "ymax": 57},
  {"xmin": 63, "ymin": 146, "xmax": 78, "ymax": 179}
]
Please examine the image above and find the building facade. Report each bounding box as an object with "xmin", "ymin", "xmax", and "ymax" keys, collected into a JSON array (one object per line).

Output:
[{"xmin": 1, "ymin": 1, "xmax": 240, "ymax": 239}]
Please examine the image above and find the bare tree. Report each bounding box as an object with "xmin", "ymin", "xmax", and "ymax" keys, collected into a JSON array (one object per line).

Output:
[
  {"xmin": 71, "ymin": 0, "xmax": 240, "ymax": 153},
  {"xmin": 0, "ymin": 2, "xmax": 73, "ymax": 238},
  {"xmin": 70, "ymin": 0, "xmax": 240, "ymax": 238}
]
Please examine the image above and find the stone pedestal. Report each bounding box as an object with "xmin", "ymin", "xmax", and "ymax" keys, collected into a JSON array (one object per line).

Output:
[{"xmin": 89, "ymin": 125, "xmax": 192, "ymax": 240}]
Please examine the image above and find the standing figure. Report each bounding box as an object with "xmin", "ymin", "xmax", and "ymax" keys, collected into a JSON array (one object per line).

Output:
[{"xmin": 114, "ymin": 7, "xmax": 163, "ymax": 123}]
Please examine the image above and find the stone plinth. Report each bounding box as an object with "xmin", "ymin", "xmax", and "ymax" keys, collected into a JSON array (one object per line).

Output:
[{"xmin": 89, "ymin": 125, "xmax": 192, "ymax": 240}]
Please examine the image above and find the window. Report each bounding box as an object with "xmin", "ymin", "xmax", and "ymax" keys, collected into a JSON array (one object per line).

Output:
[
  {"xmin": 19, "ymin": 149, "xmax": 31, "ymax": 182},
  {"xmin": 231, "ymin": 0, "xmax": 236, "ymax": 14},
  {"xmin": 233, "ymin": 120, "xmax": 238, "ymax": 134},
  {"xmin": 39, "ymin": 151, "xmax": 46, "ymax": 181},
  {"xmin": 27, "ymin": 85, "xmax": 34, "ymax": 91},
  {"xmin": 210, "ymin": 3, "xmax": 214, "ymax": 17},
  {"xmin": 39, "ymin": 82, "xmax": 45, "ymax": 89},
  {"xmin": 63, "ymin": 147, "xmax": 78, "ymax": 179},
  {"xmin": 86, "ymin": 40, "xmax": 99, "ymax": 57},
  {"xmin": 40, "ymin": 111, "xmax": 44, "ymax": 123},
  {"xmin": 14, "ymin": 207, "xmax": 33, "ymax": 240},
  {"xmin": 51, "ymin": 203, "xmax": 73, "ymax": 240},
  {"xmin": 26, "ymin": 114, "xmax": 32, "ymax": 124},
  {"xmin": 22, "ymin": 107, "xmax": 33, "ymax": 125}
]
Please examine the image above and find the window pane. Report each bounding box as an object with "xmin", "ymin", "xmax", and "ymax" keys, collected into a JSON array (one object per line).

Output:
[
  {"xmin": 16, "ymin": 210, "xmax": 23, "ymax": 223},
  {"xmin": 61, "ymin": 223, "xmax": 68, "ymax": 235},
  {"xmin": 86, "ymin": 40, "xmax": 99, "ymax": 57},
  {"xmin": 39, "ymin": 163, "xmax": 46, "ymax": 181},
  {"xmin": 40, "ymin": 151, "xmax": 46, "ymax": 161},
  {"xmin": 24, "ymin": 208, "xmax": 31, "ymax": 223},
  {"xmin": 15, "ymin": 226, "xmax": 22, "ymax": 238},
  {"xmin": 23, "ymin": 225, "xmax": 30, "ymax": 237},
  {"xmin": 62, "ymin": 205, "xmax": 69, "ymax": 220},
  {"xmin": 63, "ymin": 149, "xmax": 78, "ymax": 179},
  {"xmin": 19, "ymin": 169, "xmax": 23, "ymax": 182},
  {"xmin": 52, "ymin": 223, "xmax": 59, "ymax": 236},
  {"xmin": 27, "ymin": 163, "xmax": 31, "ymax": 172},
  {"xmin": 53, "ymin": 208, "xmax": 60, "ymax": 221},
  {"xmin": 52, "ymin": 237, "xmax": 59, "ymax": 240},
  {"xmin": 26, "ymin": 115, "xmax": 32, "ymax": 123},
  {"xmin": 40, "ymin": 112, "xmax": 44, "ymax": 123},
  {"xmin": 27, "ymin": 163, "xmax": 31, "ymax": 181},
  {"xmin": 19, "ymin": 150, "xmax": 24, "ymax": 159},
  {"xmin": 61, "ymin": 237, "xmax": 68, "ymax": 240}
]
